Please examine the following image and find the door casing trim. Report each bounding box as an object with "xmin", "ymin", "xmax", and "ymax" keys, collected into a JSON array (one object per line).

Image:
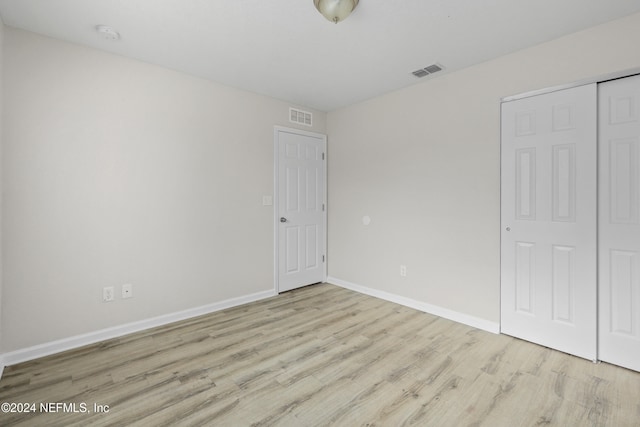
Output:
[{"xmin": 273, "ymin": 126, "xmax": 328, "ymax": 293}]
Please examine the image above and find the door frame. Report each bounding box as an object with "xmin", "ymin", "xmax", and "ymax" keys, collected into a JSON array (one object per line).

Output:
[{"xmin": 273, "ymin": 125, "xmax": 328, "ymax": 293}]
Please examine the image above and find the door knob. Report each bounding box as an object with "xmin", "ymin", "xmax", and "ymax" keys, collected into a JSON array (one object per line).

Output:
[
  {"xmin": 505, "ymin": 227, "xmax": 511, "ymax": 231},
  {"xmin": 280, "ymin": 217, "xmax": 287, "ymax": 223}
]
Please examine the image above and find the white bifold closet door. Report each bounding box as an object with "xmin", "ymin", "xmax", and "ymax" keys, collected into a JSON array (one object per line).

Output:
[
  {"xmin": 501, "ymin": 84, "xmax": 598, "ymax": 361},
  {"xmin": 598, "ymin": 75, "xmax": 640, "ymax": 372}
]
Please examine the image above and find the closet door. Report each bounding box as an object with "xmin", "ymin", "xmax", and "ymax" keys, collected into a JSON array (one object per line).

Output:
[
  {"xmin": 598, "ymin": 75, "xmax": 640, "ymax": 372},
  {"xmin": 501, "ymin": 84, "xmax": 597, "ymax": 360}
]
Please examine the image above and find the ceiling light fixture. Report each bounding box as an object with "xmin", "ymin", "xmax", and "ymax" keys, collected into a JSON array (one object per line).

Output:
[{"xmin": 314, "ymin": 0, "xmax": 359, "ymax": 24}]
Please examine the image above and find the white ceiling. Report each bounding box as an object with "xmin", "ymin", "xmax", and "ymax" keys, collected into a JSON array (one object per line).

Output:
[{"xmin": 1, "ymin": 0, "xmax": 640, "ymax": 112}]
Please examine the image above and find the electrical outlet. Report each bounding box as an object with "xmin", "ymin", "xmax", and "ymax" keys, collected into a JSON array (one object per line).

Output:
[
  {"xmin": 400, "ymin": 265, "xmax": 407, "ymax": 277},
  {"xmin": 122, "ymin": 283, "xmax": 133, "ymax": 299},
  {"xmin": 103, "ymin": 286, "xmax": 115, "ymax": 302}
]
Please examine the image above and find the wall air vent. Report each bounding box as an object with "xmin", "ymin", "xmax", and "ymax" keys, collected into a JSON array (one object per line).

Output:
[
  {"xmin": 289, "ymin": 108, "xmax": 313, "ymax": 126},
  {"xmin": 411, "ymin": 63, "xmax": 444, "ymax": 78}
]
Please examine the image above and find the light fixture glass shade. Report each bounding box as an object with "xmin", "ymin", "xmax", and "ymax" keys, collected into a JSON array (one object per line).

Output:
[{"xmin": 314, "ymin": 0, "xmax": 359, "ymax": 24}]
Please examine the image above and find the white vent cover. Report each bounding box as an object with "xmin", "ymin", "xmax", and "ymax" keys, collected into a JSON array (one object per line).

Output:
[
  {"xmin": 289, "ymin": 108, "xmax": 312, "ymax": 126},
  {"xmin": 411, "ymin": 63, "xmax": 444, "ymax": 78}
]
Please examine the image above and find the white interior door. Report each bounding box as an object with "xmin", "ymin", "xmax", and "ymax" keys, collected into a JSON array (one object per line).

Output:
[
  {"xmin": 501, "ymin": 84, "xmax": 597, "ymax": 360},
  {"xmin": 598, "ymin": 74, "xmax": 640, "ymax": 372},
  {"xmin": 275, "ymin": 127, "xmax": 326, "ymax": 292}
]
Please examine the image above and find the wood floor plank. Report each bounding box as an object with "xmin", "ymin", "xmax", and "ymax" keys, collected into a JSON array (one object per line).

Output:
[{"xmin": 1, "ymin": 283, "xmax": 640, "ymax": 426}]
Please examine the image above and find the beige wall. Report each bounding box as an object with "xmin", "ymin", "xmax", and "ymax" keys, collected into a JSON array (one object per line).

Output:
[
  {"xmin": 326, "ymin": 13, "xmax": 640, "ymax": 324},
  {"xmin": 1, "ymin": 27, "xmax": 326, "ymax": 352}
]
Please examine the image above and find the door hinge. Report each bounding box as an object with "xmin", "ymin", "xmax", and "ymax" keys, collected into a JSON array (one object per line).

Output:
[
  {"xmin": 322, "ymin": 203, "xmax": 325, "ymax": 211},
  {"xmin": 323, "ymin": 255, "xmax": 325, "ymax": 262},
  {"xmin": 322, "ymin": 152, "xmax": 325, "ymax": 160}
]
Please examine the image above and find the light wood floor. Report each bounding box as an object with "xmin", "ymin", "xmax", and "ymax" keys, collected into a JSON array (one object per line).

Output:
[{"xmin": 1, "ymin": 283, "xmax": 639, "ymax": 426}]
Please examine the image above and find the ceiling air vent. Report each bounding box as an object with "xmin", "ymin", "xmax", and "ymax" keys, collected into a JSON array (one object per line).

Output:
[
  {"xmin": 411, "ymin": 63, "xmax": 444, "ymax": 78},
  {"xmin": 412, "ymin": 69, "xmax": 429, "ymax": 78},
  {"xmin": 289, "ymin": 108, "xmax": 312, "ymax": 127}
]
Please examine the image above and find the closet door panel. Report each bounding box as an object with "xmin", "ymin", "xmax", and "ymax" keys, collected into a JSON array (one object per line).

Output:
[
  {"xmin": 599, "ymin": 74, "xmax": 640, "ymax": 372},
  {"xmin": 501, "ymin": 84, "xmax": 597, "ymax": 360}
]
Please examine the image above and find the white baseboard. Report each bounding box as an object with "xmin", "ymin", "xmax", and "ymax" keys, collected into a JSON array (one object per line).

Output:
[
  {"xmin": 0, "ymin": 289, "xmax": 277, "ymax": 370},
  {"xmin": 0, "ymin": 280, "xmax": 499, "ymax": 378},
  {"xmin": 327, "ymin": 276, "xmax": 500, "ymax": 334}
]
